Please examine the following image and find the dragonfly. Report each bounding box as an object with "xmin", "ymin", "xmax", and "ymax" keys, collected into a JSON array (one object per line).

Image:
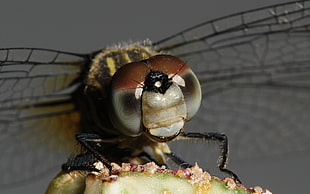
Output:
[{"xmin": 1, "ymin": 0, "xmax": 310, "ymax": 192}]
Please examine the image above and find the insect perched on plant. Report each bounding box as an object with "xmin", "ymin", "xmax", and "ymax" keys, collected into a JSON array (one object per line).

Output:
[{"xmin": 1, "ymin": 0, "xmax": 310, "ymax": 192}]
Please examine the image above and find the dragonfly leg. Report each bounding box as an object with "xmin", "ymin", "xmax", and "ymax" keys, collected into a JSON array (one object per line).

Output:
[
  {"xmin": 75, "ymin": 133, "xmax": 112, "ymax": 171},
  {"xmin": 177, "ymin": 132, "xmax": 241, "ymax": 183},
  {"xmin": 62, "ymin": 153, "xmax": 100, "ymax": 172},
  {"xmin": 165, "ymin": 151, "xmax": 192, "ymax": 169}
]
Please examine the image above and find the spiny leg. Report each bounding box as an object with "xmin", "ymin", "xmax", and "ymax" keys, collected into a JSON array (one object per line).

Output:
[
  {"xmin": 75, "ymin": 133, "xmax": 112, "ymax": 171},
  {"xmin": 165, "ymin": 151, "xmax": 192, "ymax": 169},
  {"xmin": 168, "ymin": 132, "xmax": 241, "ymax": 183},
  {"xmin": 62, "ymin": 152, "xmax": 100, "ymax": 172},
  {"xmin": 74, "ymin": 134, "xmax": 165, "ymax": 171}
]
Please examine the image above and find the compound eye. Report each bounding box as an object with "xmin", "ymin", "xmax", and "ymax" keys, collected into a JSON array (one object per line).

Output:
[{"xmin": 109, "ymin": 61, "xmax": 149, "ymax": 136}]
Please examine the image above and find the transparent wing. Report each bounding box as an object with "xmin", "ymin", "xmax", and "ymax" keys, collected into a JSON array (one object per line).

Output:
[
  {"xmin": 154, "ymin": 1, "xmax": 310, "ymax": 160},
  {"xmin": 0, "ymin": 48, "xmax": 87, "ymax": 186}
]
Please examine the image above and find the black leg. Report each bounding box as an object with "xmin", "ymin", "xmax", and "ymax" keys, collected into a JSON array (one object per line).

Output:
[
  {"xmin": 62, "ymin": 153, "xmax": 100, "ymax": 172},
  {"xmin": 165, "ymin": 151, "xmax": 192, "ymax": 169},
  {"xmin": 175, "ymin": 132, "xmax": 241, "ymax": 183},
  {"xmin": 75, "ymin": 133, "xmax": 112, "ymax": 171}
]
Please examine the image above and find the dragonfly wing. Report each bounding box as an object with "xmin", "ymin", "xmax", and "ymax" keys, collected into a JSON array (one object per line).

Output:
[
  {"xmin": 0, "ymin": 48, "xmax": 87, "ymax": 185},
  {"xmin": 154, "ymin": 1, "xmax": 310, "ymax": 160}
]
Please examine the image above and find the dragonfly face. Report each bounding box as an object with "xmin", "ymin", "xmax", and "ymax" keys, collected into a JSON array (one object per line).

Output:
[
  {"xmin": 1, "ymin": 1, "xmax": 310, "ymax": 193},
  {"xmin": 108, "ymin": 54, "xmax": 201, "ymax": 140}
]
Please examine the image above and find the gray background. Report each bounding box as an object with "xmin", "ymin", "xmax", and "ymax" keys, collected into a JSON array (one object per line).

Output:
[{"xmin": 1, "ymin": 0, "xmax": 308, "ymax": 193}]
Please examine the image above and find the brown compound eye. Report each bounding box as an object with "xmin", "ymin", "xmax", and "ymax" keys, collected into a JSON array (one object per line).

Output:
[{"xmin": 109, "ymin": 55, "xmax": 201, "ymax": 140}]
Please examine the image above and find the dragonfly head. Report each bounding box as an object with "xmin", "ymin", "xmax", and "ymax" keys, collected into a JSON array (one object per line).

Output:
[{"xmin": 109, "ymin": 55, "xmax": 202, "ymax": 142}]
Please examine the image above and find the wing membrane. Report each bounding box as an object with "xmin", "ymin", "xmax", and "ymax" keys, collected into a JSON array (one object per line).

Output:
[
  {"xmin": 0, "ymin": 48, "xmax": 86, "ymax": 106},
  {"xmin": 0, "ymin": 48, "xmax": 87, "ymax": 185},
  {"xmin": 154, "ymin": 1, "xmax": 310, "ymax": 160}
]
